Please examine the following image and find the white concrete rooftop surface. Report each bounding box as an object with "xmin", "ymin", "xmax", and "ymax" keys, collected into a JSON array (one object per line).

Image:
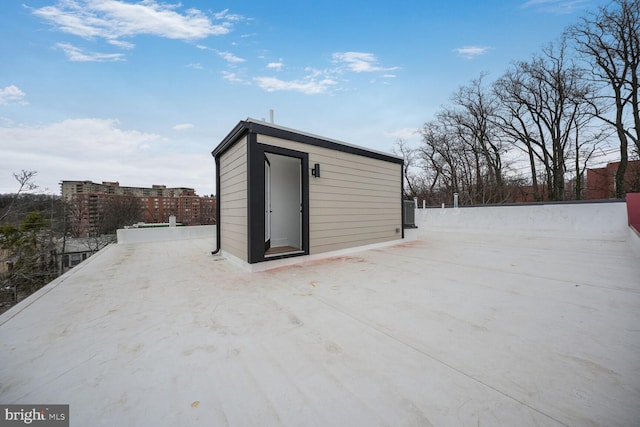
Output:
[{"xmin": 1, "ymin": 202, "xmax": 639, "ymax": 426}]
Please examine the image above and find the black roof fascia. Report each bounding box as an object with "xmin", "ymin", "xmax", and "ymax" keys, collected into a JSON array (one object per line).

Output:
[
  {"xmin": 211, "ymin": 120, "xmax": 250, "ymax": 158},
  {"xmin": 212, "ymin": 120, "xmax": 404, "ymax": 165}
]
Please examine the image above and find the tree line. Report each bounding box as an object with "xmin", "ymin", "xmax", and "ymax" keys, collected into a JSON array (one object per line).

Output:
[
  {"xmin": 0, "ymin": 171, "xmax": 144, "ymax": 312},
  {"xmin": 398, "ymin": 0, "xmax": 640, "ymax": 205}
]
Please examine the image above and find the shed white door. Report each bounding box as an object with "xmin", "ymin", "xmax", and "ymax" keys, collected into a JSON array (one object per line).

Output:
[{"xmin": 264, "ymin": 152, "xmax": 302, "ymax": 256}]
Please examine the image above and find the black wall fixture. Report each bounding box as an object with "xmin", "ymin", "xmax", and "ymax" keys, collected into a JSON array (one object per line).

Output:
[{"xmin": 311, "ymin": 163, "xmax": 320, "ymax": 178}]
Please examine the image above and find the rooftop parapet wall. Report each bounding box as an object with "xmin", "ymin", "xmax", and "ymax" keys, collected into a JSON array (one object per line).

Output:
[
  {"xmin": 117, "ymin": 225, "xmax": 216, "ymax": 244},
  {"xmin": 415, "ymin": 201, "xmax": 629, "ymax": 240}
]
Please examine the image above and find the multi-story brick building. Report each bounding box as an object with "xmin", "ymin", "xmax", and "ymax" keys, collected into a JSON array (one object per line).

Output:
[
  {"xmin": 137, "ymin": 193, "xmax": 216, "ymax": 225},
  {"xmin": 586, "ymin": 160, "xmax": 640, "ymax": 199},
  {"xmin": 61, "ymin": 181, "xmax": 216, "ymax": 236}
]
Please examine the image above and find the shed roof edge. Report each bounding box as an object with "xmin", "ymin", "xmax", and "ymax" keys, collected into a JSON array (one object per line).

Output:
[{"xmin": 212, "ymin": 118, "xmax": 404, "ymax": 165}]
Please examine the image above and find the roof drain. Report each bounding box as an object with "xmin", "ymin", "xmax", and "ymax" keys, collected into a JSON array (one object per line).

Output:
[{"xmin": 211, "ymin": 155, "xmax": 222, "ymax": 255}]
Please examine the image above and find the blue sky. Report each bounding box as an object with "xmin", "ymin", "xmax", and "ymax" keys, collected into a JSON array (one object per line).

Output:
[{"xmin": 0, "ymin": 0, "xmax": 608, "ymax": 195}]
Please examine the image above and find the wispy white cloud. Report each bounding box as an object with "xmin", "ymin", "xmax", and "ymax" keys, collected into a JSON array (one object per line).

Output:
[
  {"xmin": 266, "ymin": 62, "xmax": 283, "ymax": 71},
  {"xmin": 385, "ymin": 127, "xmax": 420, "ymax": 140},
  {"xmin": 332, "ymin": 52, "xmax": 398, "ymax": 73},
  {"xmin": 221, "ymin": 71, "xmax": 246, "ymax": 84},
  {"xmin": 31, "ymin": 1, "xmax": 246, "ymax": 55},
  {"xmin": 0, "ymin": 85, "xmax": 28, "ymax": 105},
  {"xmin": 108, "ymin": 39, "xmax": 135, "ymax": 49},
  {"xmin": 186, "ymin": 63, "xmax": 204, "ymax": 70},
  {"xmin": 217, "ymin": 50, "xmax": 245, "ymax": 64},
  {"xmin": 56, "ymin": 43, "xmax": 125, "ymax": 62},
  {"xmin": 173, "ymin": 123, "xmax": 194, "ymax": 131},
  {"xmin": 521, "ymin": 0, "xmax": 590, "ymax": 14},
  {"xmin": 453, "ymin": 46, "xmax": 492, "ymax": 59},
  {"xmin": 213, "ymin": 9, "xmax": 245, "ymax": 22},
  {"xmin": 247, "ymin": 52, "xmax": 397, "ymax": 95},
  {"xmin": 253, "ymin": 76, "xmax": 337, "ymax": 95}
]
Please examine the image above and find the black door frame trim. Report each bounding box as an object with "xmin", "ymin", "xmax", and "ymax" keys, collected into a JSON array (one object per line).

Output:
[
  {"xmin": 264, "ymin": 155, "xmax": 271, "ymax": 253},
  {"xmin": 247, "ymin": 141, "xmax": 309, "ymax": 263}
]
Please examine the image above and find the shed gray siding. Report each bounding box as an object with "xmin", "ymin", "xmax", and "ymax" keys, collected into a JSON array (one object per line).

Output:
[
  {"xmin": 219, "ymin": 136, "xmax": 248, "ymax": 262},
  {"xmin": 257, "ymin": 134, "xmax": 402, "ymax": 254}
]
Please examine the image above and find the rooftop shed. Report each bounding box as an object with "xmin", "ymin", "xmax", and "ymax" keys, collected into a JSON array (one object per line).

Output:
[{"xmin": 211, "ymin": 119, "xmax": 404, "ymax": 265}]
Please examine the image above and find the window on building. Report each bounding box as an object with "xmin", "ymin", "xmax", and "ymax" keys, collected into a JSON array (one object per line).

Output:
[{"xmin": 69, "ymin": 253, "xmax": 83, "ymax": 267}]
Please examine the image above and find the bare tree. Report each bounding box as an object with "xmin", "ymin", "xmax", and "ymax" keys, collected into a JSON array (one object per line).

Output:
[
  {"xmin": 66, "ymin": 194, "xmax": 143, "ymax": 238},
  {"xmin": 1, "ymin": 211, "xmax": 58, "ymax": 307},
  {"xmin": 419, "ymin": 120, "xmax": 466, "ymax": 204},
  {"xmin": 493, "ymin": 40, "xmax": 597, "ymax": 201},
  {"xmin": 0, "ymin": 170, "xmax": 39, "ymax": 223},
  {"xmin": 393, "ymin": 138, "xmax": 420, "ymax": 198},
  {"xmin": 567, "ymin": 0, "xmax": 640, "ymax": 196},
  {"xmin": 568, "ymin": 107, "xmax": 610, "ymax": 199},
  {"xmin": 0, "ymin": 172, "xmax": 72, "ymax": 311},
  {"xmin": 65, "ymin": 197, "xmax": 90, "ymax": 238},
  {"xmin": 99, "ymin": 195, "xmax": 143, "ymax": 234},
  {"xmin": 441, "ymin": 74, "xmax": 506, "ymax": 203},
  {"xmin": 493, "ymin": 66, "xmax": 544, "ymax": 201}
]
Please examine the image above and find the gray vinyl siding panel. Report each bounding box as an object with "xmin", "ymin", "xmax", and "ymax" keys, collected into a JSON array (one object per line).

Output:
[
  {"xmin": 219, "ymin": 137, "xmax": 248, "ymax": 262},
  {"xmin": 256, "ymin": 134, "xmax": 402, "ymax": 254}
]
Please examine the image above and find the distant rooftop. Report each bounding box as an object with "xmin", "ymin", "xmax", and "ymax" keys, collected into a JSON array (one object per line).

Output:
[
  {"xmin": 1, "ymin": 202, "xmax": 639, "ymax": 426},
  {"xmin": 59, "ymin": 180, "xmax": 197, "ymax": 199}
]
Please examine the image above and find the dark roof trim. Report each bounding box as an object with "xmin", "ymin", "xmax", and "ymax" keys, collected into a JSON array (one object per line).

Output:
[
  {"xmin": 211, "ymin": 121, "xmax": 250, "ymax": 158},
  {"xmin": 212, "ymin": 119, "xmax": 404, "ymax": 165}
]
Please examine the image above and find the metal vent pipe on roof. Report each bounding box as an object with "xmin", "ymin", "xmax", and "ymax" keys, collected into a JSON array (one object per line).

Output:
[{"xmin": 270, "ymin": 109, "xmax": 274, "ymax": 124}]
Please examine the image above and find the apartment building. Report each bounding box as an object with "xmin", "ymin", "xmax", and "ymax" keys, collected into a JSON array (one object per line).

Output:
[
  {"xmin": 138, "ymin": 193, "xmax": 216, "ymax": 225},
  {"xmin": 61, "ymin": 181, "xmax": 197, "ymax": 200},
  {"xmin": 61, "ymin": 181, "xmax": 216, "ymax": 236}
]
